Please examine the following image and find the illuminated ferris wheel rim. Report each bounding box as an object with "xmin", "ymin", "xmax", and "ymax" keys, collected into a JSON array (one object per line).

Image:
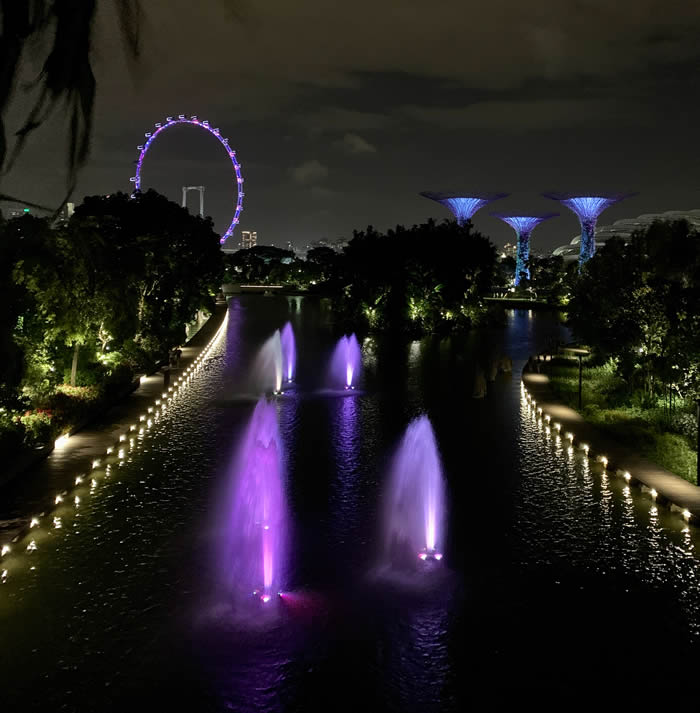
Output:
[{"xmin": 130, "ymin": 114, "xmax": 244, "ymax": 245}]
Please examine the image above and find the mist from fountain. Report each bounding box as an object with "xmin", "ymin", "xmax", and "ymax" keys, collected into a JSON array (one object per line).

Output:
[
  {"xmin": 330, "ymin": 334, "xmax": 362, "ymax": 390},
  {"xmin": 221, "ymin": 399, "xmax": 288, "ymax": 604},
  {"xmin": 252, "ymin": 330, "xmax": 283, "ymax": 394},
  {"xmin": 384, "ymin": 415, "xmax": 446, "ymax": 568},
  {"xmin": 280, "ymin": 322, "xmax": 296, "ymax": 384}
]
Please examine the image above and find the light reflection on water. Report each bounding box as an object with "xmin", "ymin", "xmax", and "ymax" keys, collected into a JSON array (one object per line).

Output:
[{"xmin": 0, "ymin": 300, "xmax": 700, "ymax": 709}]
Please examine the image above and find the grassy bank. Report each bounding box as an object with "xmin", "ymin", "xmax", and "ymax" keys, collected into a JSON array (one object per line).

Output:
[{"xmin": 548, "ymin": 358, "xmax": 698, "ymax": 484}]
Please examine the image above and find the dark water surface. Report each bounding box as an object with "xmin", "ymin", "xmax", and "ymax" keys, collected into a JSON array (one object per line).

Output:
[{"xmin": 1, "ymin": 297, "xmax": 700, "ymax": 711}]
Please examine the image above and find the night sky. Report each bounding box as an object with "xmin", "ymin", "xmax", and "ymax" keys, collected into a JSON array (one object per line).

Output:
[{"xmin": 5, "ymin": 0, "xmax": 700, "ymax": 251}]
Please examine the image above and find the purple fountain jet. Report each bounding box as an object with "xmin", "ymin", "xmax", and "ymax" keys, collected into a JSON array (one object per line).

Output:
[
  {"xmin": 280, "ymin": 322, "xmax": 296, "ymax": 384},
  {"xmin": 385, "ymin": 416, "xmax": 446, "ymax": 566},
  {"xmin": 222, "ymin": 399, "xmax": 288, "ymax": 604},
  {"xmin": 330, "ymin": 334, "xmax": 362, "ymax": 390}
]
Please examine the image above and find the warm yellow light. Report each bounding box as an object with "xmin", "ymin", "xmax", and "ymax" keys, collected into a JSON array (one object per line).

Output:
[
  {"xmin": 1, "ymin": 545, "xmax": 10, "ymax": 556},
  {"xmin": 155, "ymin": 399, "xmax": 161, "ymax": 406},
  {"xmin": 554, "ymin": 423, "xmax": 561, "ymax": 432},
  {"xmin": 30, "ymin": 517, "xmax": 39, "ymax": 528},
  {"xmin": 566, "ymin": 432, "xmax": 574, "ymax": 441},
  {"xmin": 139, "ymin": 415, "xmax": 146, "ymax": 422},
  {"xmin": 581, "ymin": 444, "xmax": 589, "ymax": 453},
  {"xmin": 650, "ymin": 488, "xmax": 658, "ymax": 499},
  {"xmin": 74, "ymin": 496, "xmax": 80, "ymax": 506},
  {"xmin": 130, "ymin": 424, "xmax": 136, "ymax": 432},
  {"xmin": 147, "ymin": 419, "xmax": 152, "ymax": 427},
  {"xmin": 682, "ymin": 509, "xmax": 691, "ymax": 520},
  {"xmin": 600, "ymin": 456, "xmax": 608, "ymax": 467},
  {"xmin": 147, "ymin": 407, "xmax": 153, "ymax": 414},
  {"xmin": 118, "ymin": 449, "xmax": 125, "ymax": 459},
  {"xmin": 650, "ymin": 506, "xmax": 658, "ymax": 516},
  {"xmin": 545, "ymin": 426, "xmax": 551, "ymax": 435},
  {"xmin": 544, "ymin": 414, "xmax": 551, "ymax": 423},
  {"xmin": 537, "ymin": 407, "xmax": 543, "ymax": 415},
  {"xmin": 106, "ymin": 447, "xmax": 113, "ymax": 455},
  {"xmin": 54, "ymin": 434, "xmax": 70, "ymax": 448},
  {"xmin": 55, "ymin": 494, "xmax": 63, "ymax": 504},
  {"xmin": 53, "ymin": 517, "xmax": 62, "ymax": 529},
  {"xmin": 26, "ymin": 540, "xmax": 37, "ymax": 551},
  {"xmin": 75, "ymin": 476, "xmax": 83, "ymax": 485},
  {"xmin": 92, "ymin": 459, "xmax": 100, "ymax": 469},
  {"xmin": 623, "ymin": 471, "xmax": 631, "ymax": 481}
]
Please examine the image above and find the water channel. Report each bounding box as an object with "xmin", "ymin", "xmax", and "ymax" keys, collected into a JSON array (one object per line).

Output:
[{"xmin": 1, "ymin": 296, "xmax": 699, "ymax": 710}]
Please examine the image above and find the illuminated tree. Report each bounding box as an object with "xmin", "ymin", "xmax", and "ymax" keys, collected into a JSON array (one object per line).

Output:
[
  {"xmin": 420, "ymin": 192, "xmax": 508, "ymax": 226},
  {"xmin": 542, "ymin": 193, "xmax": 636, "ymax": 268},
  {"xmin": 492, "ymin": 213, "xmax": 558, "ymax": 285}
]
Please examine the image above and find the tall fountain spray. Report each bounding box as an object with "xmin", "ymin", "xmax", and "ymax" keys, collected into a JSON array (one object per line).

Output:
[
  {"xmin": 252, "ymin": 330, "xmax": 283, "ymax": 394},
  {"xmin": 385, "ymin": 416, "xmax": 446, "ymax": 566},
  {"xmin": 280, "ymin": 322, "xmax": 296, "ymax": 384},
  {"xmin": 222, "ymin": 399, "xmax": 287, "ymax": 603},
  {"xmin": 330, "ymin": 334, "xmax": 362, "ymax": 390}
]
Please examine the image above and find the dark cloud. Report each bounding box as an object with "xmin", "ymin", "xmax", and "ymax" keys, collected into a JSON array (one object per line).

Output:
[
  {"xmin": 290, "ymin": 159, "xmax": 328, "ymax": 185},
  {"xmin": 3, "ymin": 0, "xmax": 700, "ymax": 252},
  {"xmin": 337, "ymin": 133, "xmax": 377, "ymax": 153}
]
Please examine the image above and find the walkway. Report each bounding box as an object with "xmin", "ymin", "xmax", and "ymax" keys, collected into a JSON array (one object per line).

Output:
[
  {"xmin": 522, "ymin": 369, "xmax": 700, "ymax": 522},
  {"xmin": 0, "ymin": 300, "xmax": 228, "ymax": 548}
]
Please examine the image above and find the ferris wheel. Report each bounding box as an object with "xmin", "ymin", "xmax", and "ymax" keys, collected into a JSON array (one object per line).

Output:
[{"xmin": 130, "ymin": 114, "xmax": 244, "ymax": 245}]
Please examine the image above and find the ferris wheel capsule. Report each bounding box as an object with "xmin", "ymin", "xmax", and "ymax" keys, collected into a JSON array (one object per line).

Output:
[{"xmin": 131, "ymin": 114, "xmax": 244, "ymax": 246}]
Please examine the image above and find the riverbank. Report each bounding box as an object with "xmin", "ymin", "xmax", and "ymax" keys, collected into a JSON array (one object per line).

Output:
[
  {"xmin": 522, "ymin": 368, "xmax": 700, "ymax": 524},
  {"xmin": 0, "ymin": 300, "xmax": 229, "ymax": 551}
]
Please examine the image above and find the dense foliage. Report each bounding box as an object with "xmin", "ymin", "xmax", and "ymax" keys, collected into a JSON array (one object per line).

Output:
[
  {"xmin": 225, "ymin": 219, "xmax": 500, "ymax": 334},
  {"xmin": 568, "ymin": 219, "xmax": 700, "ymax": 401},
  {"xmin": 0, "ymin": 189, "xmax": 223, "ymax": 455}
]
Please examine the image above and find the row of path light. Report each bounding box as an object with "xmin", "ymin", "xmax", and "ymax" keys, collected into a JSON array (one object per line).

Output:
[
  {"xmin": 0, "ymin": 312, "xmax": 229, "ymax": 587},
  {"xmin": 520, "ymin": 381, "xmax": 693, "ymax": 534}
]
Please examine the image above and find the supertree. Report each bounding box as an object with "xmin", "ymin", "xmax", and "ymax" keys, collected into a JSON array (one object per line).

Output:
[
  {"xmin": 420, "ymin": 192, "xmax": 509, "ymax": 226},
  {"xmin": 492, "ymin": 214, "xmax": 558, "ymax": 285},
  {"xmin": 542, "ymin": 193, "xmax": 636, "ymax": 267}
]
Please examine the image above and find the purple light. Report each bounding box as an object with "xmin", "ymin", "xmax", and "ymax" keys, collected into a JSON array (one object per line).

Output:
[
  {"xmin": 420, "ymin": 192, "xmax": 509, "ymax": 226},
  {"xmin": 131, "ymin": 115, "xmax": 244, "ymax": 245},
  {"xmin": 384, "ymin": 416, "xmax": 447, "ymax": 570},
  {"xmin": 542, "ymin": 192, "xmax": 636, "ymax": 266},
  {"xmin": 222, "ymin": 400, "xmax": 287, "ymax": 604},
  {"xmin": 492, "ymin": 213, "xmax": 558, "ymax": 286},
  {"xmin": 330, "ymin": 334, "xmax": 362, "ymax": 390},
  {"xmin": 280, "ymin": 322, "xmax": 296, "ymax": 383}
]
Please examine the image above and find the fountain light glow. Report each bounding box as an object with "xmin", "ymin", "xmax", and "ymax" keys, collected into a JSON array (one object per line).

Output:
[
  {"xmin": 330, "ymin": 334, "xmax": 362, "ymax": 390},
  {"xmin": 221, "ymin": 399, "xmax": 288, "ymax": 605},
  {"xmin": 384, "ymin": 416, "xmax": 447, "ymax": 569},
  {"xmin": 280, "ymin": 322, "xmax": 296, "ymax": 383}
]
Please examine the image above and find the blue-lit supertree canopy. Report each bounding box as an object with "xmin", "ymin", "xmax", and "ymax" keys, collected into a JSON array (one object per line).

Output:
[
  {"xmin": 492, "ymin": 213, "xmax": 558, "ymax": 286},
  {"xmin": 542, "ymin": 193, "xmax": 636, "ymax": 268},
  {"xmin": 420, "ymin": 192, "xmax": 509, "ymax": 226}
]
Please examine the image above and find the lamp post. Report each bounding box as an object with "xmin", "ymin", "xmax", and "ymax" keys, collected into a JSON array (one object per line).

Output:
[{"xmin": 560, "ymin": 346, "xmax": 590, "ymax": 411}]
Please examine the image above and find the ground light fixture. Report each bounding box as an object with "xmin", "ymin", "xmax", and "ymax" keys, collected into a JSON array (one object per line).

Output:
[
  {"xmin": 0, "ymin": 310, "xmax": 229, "ymax": 586},
  {"xmin": 521, "ymin": 381, "xmax": 692, "ymax": 532}
]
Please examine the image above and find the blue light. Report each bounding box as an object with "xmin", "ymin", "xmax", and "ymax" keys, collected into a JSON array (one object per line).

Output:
[
  {"xmin": 492, "ymin": 214, "xmax": 558, "ymax": 286},
  {"xmin": 420, "ymin": 192, "xmax": 509, "ymax": 226},
  {"xmin": 542, "ymin": 193, "xmax": 635, "ymax": 267}
]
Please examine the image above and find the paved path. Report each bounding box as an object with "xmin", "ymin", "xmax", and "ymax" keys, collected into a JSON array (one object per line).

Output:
[
  {"xmin": 0, "ymin": 301, "xmax": 228, "ymax": 548},
  {"xmin": 523, "ymin": 369, "xmax": 700, "ymax": 522}
]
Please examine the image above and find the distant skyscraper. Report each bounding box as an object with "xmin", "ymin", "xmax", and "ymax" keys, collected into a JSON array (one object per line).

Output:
[{"xmin": 241, "ymin": 230, "xmax": 257, "ymax": 250}]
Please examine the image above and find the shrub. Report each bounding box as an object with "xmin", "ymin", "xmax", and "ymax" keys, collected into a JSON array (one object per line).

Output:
[{"xmin": 16, "ymin": 408, "xmax": 54, "ymax": 447}]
